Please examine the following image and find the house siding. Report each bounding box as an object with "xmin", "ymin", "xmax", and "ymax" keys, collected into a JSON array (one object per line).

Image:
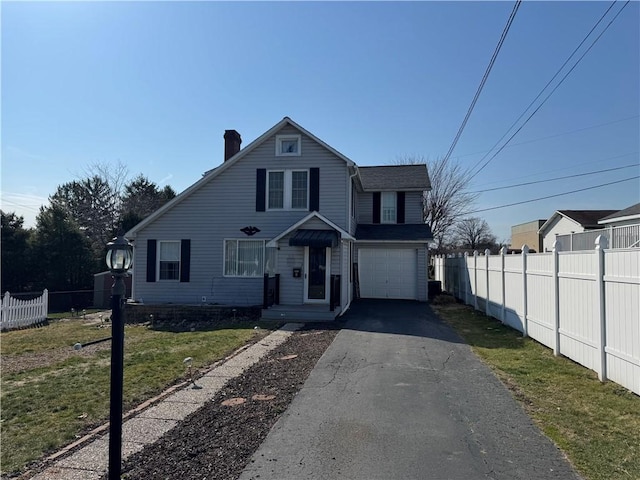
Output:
[
  {"xmin": 131, "ymin": 124, "xmax": 350, "ymax": 305},
  {"xmin": 541, "ymin": 216, "xmax": 583, "ymax": 252},
  {"xmin": 357, "ymin": 190, "xmax": 424, "ymax": 225}
]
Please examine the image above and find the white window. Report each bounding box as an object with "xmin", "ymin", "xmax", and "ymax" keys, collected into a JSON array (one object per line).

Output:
[
  {"xmin": 381, "ymin": 192, "xmax": 397, "ymax": 224},
  {"xmin": 267, "ymin": 170, "xmax": 308, "ymax": 210},
  {"xmin": 276, "ymin": 134, "xmax": 301, "ymax": 156},
  {"xmin": 268, "ymin": 171, "xmax": 284, "ymax": 209},
  {"xmin": 224, "ymin": 240, "xmax": 278, "ymax": 277},
  {"xmin": 158, "ymin": 241, "xmax": 180, "ymax": 280}
]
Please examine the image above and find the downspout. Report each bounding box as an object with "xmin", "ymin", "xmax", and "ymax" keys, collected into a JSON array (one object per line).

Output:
[{"xmin": 343, "ymin": 165, "xmax": 359, "ymax": 314}]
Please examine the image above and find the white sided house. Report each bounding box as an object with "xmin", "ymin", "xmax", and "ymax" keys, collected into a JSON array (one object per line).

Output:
[
  {"xmin": 539, "ymin": 209, "xmax": 617, "ymax": 252},
  {"xmin": 125, "ymin": 117, "xmax": 432, "ymax": 320}
]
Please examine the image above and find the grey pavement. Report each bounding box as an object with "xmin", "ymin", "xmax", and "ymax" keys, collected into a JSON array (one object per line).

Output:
[
  {"xmin": 239, "ymin": 300, "xmax": 581, "ymax": 480},
  {"xmin": 30, "ymin": 323, "xmax": 303, "ymax": 480}
]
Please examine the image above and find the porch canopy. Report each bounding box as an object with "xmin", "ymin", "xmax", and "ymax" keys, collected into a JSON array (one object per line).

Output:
[{"xmin": 288, "ymin": 229, "xmax": 339, "ymax": 248}]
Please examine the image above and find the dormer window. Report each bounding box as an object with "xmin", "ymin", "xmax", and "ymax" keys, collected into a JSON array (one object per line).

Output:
[
  {"xmin": 276, "ymin": 135, "xmax": 301, "ymax": 156},
  {"xmin": 381, "ymin": 192, "xmax": 397, "ymax": 223}
]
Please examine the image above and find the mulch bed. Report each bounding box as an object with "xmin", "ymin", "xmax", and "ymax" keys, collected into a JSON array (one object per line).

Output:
[{"xmin": 116, "ymin": 324, "xmax": 340, "ymax": 480}]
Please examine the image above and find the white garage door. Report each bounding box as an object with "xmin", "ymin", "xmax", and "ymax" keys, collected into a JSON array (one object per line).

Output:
[{"xmin": 358, "ymin": 248, "xmax": 418, "ymax": 300}]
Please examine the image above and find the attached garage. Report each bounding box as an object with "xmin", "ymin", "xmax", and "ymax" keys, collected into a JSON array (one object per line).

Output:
[{"xmin": 358, "ymin": 248, "xmax": 418, "ymax": 300}]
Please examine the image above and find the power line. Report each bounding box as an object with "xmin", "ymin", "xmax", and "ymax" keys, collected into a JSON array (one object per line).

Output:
[
  {"xmin": 466, "ymin": 0, "xmax": 631, "ymax": 181},
  {"xmin": 464, "ymin": 176, "xmax": 639, "ymax": 214},
  {"xmin": 469, "ymin": 160, "xmax": 638, "ymax": 193},
  {"xmin": 453, "ymin": 114, "xmax": 639, "ymax": 160},
  {"xmin": 442, "ymin": 0, "xmax": 522, "ymax": 163}
]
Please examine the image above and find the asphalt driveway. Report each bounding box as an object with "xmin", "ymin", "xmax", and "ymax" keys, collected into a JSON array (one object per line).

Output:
[{"xmin": 239, "ymin": 300, "xmax": 581, "ymax": 480}]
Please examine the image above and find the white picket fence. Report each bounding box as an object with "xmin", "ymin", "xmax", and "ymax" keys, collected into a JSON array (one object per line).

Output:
[
  {"xmin": 0, "ymin": 289, "xmax": 49, "ymax": 330},
  {"xmin": 433, "ymin": 237, "xmax": 639, "ymax": 395}
]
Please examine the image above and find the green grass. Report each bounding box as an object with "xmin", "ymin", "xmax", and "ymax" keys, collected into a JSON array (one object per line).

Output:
[
  {"xmin": 432, "ymin": 297, "xmax": 640, "ymax": 480},
  {"xmin": 1, "ymin": 319, "xmax": 272, "ymax": 475}
]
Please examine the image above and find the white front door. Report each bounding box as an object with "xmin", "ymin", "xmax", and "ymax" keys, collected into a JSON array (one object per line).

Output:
[{"xmin": 304, "ymin": 246, "xmax": 331, "ymax": 304}]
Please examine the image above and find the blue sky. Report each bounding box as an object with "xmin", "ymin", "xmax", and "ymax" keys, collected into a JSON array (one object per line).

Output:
[{"xmin": 2, "ymin": 1, "xmax": 638, "ymax": 242}]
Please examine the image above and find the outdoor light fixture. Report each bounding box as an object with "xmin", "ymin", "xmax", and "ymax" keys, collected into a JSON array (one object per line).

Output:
[{"xmin": 105, "ymin": 235, "xmax": 132, "ymax": 480}]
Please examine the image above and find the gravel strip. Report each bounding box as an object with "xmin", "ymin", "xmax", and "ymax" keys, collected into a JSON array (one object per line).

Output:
[{"xmin": 116, "ymin": 324, "xmax": 340, "ymax": 480}]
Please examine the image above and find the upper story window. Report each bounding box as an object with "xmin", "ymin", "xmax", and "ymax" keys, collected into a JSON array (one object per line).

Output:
[
  {"xmin": 268, "ymin": 170, "xmax": 308, "ymax": 210},
  {"xmin": 381, "ymin": 192, "xmax": 397, "ymax": 224},
  {"xmin": 276, "ymin": 135, "xmax": 301, "ymax": 156},
  {"xmin": 158, "ymin": 241, "xmax": 180, "ymax": 280}
]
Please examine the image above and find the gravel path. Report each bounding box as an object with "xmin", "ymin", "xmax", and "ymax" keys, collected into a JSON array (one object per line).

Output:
[{"xmin": 115, "ymin": 324, "xmax": 340, "ymax": 480}]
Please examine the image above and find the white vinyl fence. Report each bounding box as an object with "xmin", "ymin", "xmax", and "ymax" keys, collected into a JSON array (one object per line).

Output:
[
  {"xmin": 433, "ymin": 237, "xmax": 639, "ymax": 395},
  {"xmin": 0, "ymin": 290, "xmax": 49, "ymax": 330},
  {"xmin": 555, "ymin": 223, "xmax": 640, "ymax": 251}
]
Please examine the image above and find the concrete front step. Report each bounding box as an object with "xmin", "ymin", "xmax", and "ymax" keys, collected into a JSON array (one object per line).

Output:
[{"xmin": 261, "ymin": 305, "xmax": 340, "ymax": 322}]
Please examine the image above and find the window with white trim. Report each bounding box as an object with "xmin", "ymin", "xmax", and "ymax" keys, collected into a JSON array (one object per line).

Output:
[
  {"xmin": 158, "ymin": 241, "xmax": 180, "ymax": 280},
  {"xmin": 381, "ymin": 192, "xmax": 397, "ymax": 224},
  {"xmin": 267, "ymin": 170, "xmax": 308, "ymax": 210},
  {"xmin": 276, "ymin": 134, "xmax": 301, "ymax": 156},
  {"xmin": 224, "ymin": 240, "xmax": 277, "ymax": 277}
]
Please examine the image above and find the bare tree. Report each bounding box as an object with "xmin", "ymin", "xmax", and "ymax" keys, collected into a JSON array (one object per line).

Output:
[
  {"xmin": 452, "ymin": 217, "xmax": 497, "ymax": 250},
  {"xmin": 394, "ymin": 155, "xmax": 478, "ymax": 249}
]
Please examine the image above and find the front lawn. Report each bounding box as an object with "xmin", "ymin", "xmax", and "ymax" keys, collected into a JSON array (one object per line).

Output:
[
  {"xmin": 0, "ymin": 317, "xmax": 272, "ymax": 476},
  {"xmin": 432, "ymin": 296, "xmax": 640, "ymax": 480}
]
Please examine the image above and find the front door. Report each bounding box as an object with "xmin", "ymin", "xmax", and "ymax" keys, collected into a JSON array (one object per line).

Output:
[{"xmin": 304, "ymin": 246, "xmax": 330, "ymax": 303}]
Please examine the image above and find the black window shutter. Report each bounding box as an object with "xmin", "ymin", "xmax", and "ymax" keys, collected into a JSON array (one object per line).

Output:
[
  {"xmin": 310, "ymin": 168, "xmax": 320, "ymax": 211},
  {"xmin": 397, "ymin": 192, "xmax": 405, "ymax": 224},
  {"xmin": 146, "ymin": 239, "xmax": 157, "ymax": 282},
  {"xmin": 256, "ymin": 169, "xmax": 266, "ymax": 212},
  {"xmin": 180, "ymin": 239, "xmax": 191, "ymax": 283},
  {"xmin": 372, "ymin": 192, "xmax": 381, "ymax": 224}
]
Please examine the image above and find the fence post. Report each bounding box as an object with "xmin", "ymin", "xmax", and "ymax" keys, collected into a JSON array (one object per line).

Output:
[
  {"xmin": 473, "ymin": 251, "xmax": 478, "ymax": 311},
  {"xmin": 552, "ymin": 240, "xmax": 561, "ymax": 356},
  {"xmin": 457, "ymin": 253, "xmax": 463, "ymax": 301},
  {"xmin": 521, "ymin": 245, "xmax": 529, "ymax": 337},
  {"xmin": 500, "ymin": 246, "xmax": 507, "ymax": 323},
  {"xmin": 595, "ymin": 235, "xmax": 608, "ymax": 382},
  {"xmin": 43, "ymin": 289, "xmax": 49, "ymax": 321},
  {"xmin": 463, "ymin": 252, "xmax": 469, "ymax": 304},
  {"xmin": 485, "ymin": 249, "xmax": 491, "ymax": 317}
]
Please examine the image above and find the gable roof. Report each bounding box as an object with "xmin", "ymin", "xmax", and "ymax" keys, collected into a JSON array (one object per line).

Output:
[
  {"xmin": 598, "ymin": 203, "xmax": 640, "ymax": 224},
  {"xmin": 126, "ymin": 117, "xmax": 356, "ymax": 237},
  {"xmin": 357, "ymin": 165, "xmax": 431, "ymax": 192},
  {"xmin": 539, "ymin": 209, "xmax": 619, "ymax": 233},
  {"xmin": 266, "ymin": 211, "xmax": 355, "ymax": 247}
]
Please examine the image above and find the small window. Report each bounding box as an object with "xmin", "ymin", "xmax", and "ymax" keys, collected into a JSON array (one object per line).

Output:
[
  {"xmin": 158, "ymin": 241, "xmax": 180, "ymax": 280},
  {"xmin": 381, "ymin": 192, "xmax": 397, "ymax": 224},
  {"xmin": 276, "ymin": 135, "xmax": 301, "ymax": 156},
  {"xmin": 291, "ymin": 171, "xmax": 308, "ymax": 209}
]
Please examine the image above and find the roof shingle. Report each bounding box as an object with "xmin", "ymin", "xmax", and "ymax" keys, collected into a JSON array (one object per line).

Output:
[{"xmin": 357, "ymin": 165, "xmax": 431, "ymax": 191}]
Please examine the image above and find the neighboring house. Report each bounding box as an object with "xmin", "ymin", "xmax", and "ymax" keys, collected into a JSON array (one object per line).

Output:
[
  {"xmin": 510, "ymin": 219, "xmax": 546, "ymax": 253},
  {"xmin": 597, "ymin": 203, "xmax": 640, "ymax": 228},
  {"xmin": 597, "ymin": 203, "xmax": 640, "ymax": 249},
  {"xmin": 539, "ymin": 209, "xmax": 618, "ymax": 252},
  {"xmin": 125, "ymin": 117, "xmax": 432, "ymax": 320}
]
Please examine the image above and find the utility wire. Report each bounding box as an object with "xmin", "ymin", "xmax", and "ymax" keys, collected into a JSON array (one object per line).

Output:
[
  {"xmin": 442, "ymin": 0, "xmax": 522, "ymax": 163},
  {"xmin": 464, "ymin": 176, "xmax": 639, "ymax": 214},
  {"xmin": 466, "ymin": 0, "xmax": 631, "ymax": 181},
  {"xmin": 469, "ymin": 160, "xmax": 638, "ymax": 193},
  {"xmin": 453, "ymin": 114, "xmax": 638, "ymax": 160}
]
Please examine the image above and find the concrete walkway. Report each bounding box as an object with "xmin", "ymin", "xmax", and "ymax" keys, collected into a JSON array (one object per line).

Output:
[
  {"xmin": 30, "ymin": 323, "xmax": 302, "ymax": 480},
  {"xmin": 239, "ymin": 300, "xmax": 581, "ymax": 480}
]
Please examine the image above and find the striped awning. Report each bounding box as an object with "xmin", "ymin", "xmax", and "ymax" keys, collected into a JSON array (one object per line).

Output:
[{"xmin": 288, "ymin": 229, "xmax": 339, "ymax": 248}]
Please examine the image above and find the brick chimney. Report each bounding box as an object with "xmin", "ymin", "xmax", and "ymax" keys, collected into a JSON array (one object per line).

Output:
[{"xmin": 224, "ymin": 130, "xmax": 242, "ymax": 162}]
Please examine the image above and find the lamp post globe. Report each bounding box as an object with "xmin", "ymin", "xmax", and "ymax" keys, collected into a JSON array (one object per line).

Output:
[
  {"xmin": 106, "ymin": 236, "xmax": 133, "ymax": 273},
  {"xmin": 105, "ymin": 235, "xmax": 132, "ymax": 480}
]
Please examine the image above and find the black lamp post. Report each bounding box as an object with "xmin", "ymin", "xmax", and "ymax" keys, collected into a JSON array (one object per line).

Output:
[{"xmin": 105, "ymin": 236, "xmax": 133, "ymax": 480}]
